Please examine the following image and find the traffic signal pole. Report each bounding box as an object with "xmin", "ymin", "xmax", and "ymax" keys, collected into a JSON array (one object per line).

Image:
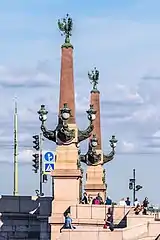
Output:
[
  {"xmin": 39, "ymin": 132, "xmax": 43, "ymax": 196},
  {"xmin": 32, "ymin": 133, "xmax": 48, "ymax": 196}
]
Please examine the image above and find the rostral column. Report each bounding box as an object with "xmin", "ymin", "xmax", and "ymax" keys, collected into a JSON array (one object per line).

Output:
[
  {"xmin": 37, "ymin": 14, "xmax": 96, "ymax": 239},
  {"xmin": 81, "ymin": 68, "xmax": 118, "ymax": 201}
]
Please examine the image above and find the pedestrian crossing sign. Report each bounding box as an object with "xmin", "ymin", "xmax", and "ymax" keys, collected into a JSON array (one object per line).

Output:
[{"xmin": 44, "ymin": 163, "xmax": 54, "ymax": 174}]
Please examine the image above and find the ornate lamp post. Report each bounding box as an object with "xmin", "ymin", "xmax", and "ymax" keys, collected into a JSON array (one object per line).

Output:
[
  {"xmin": 37, "ymin": 103, "xmax": 96, "ymax": 145},
  {"xmin": 80, "ymin": 134, "xmax": 118, "ymax": 166}
]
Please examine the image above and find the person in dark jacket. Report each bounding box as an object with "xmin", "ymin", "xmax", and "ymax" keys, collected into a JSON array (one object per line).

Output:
[
  {"xmin": 81, "ymin": 192, "xmax": 88, "ymax": 204},
  {"xmin": 142, "ymin": 197, "xmax": 149, "ymax": 215},
  {"xmin": 125, "ymin": 197, "xmax": 131, "ymax": 206},
  {"xmin": 105, "ymin": 196, "xmax": 112, "ymax": 205}
]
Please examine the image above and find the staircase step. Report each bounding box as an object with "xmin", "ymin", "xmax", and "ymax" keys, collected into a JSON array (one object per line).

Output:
[{"xmin": 138, "ymin": 237, "xmax": 156, "ymax": 240}]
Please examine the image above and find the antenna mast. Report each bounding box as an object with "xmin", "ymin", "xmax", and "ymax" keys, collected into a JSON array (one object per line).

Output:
[{"xmin": 13, "ymin": 98, "xmax": 18, "ymax": 196}]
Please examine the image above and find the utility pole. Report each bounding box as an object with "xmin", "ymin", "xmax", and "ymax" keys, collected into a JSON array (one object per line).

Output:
[
  {"xmin": 133, "ymin": 169, "xmax": 136, "ymax": 204},
  {"xmin": 13, "ymin": 99, "xmax": 18, "ymax": 196},
  {"xmin": 39, "ymin": 133, "xmax": 43, "ymax": 196}
]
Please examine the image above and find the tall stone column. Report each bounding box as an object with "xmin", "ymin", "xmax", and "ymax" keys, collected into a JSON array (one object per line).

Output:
[
  {"xmin": 59, "ymin": 47, "xmax": 75, "ymax": 124},
  {"xmin": 51, "ymin": 43, "xmax": 81, "ymax": 215},
  {"xmin": 85, "ymin": 90, "xmax": 106, "ymax": 201},
  {"xmin": 83, "ymin": 68, "xmax": 117, "ymax": 202}
]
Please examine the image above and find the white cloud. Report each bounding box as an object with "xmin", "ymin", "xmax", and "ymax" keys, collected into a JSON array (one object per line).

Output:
[
  {"xmin": 131, "ymin": 105, "xmax": 159, "ymax": 123},
  {"xmin": 113, "ymin": 84, "xmax": 144, "ymax": 103},
  {"xmin": 153, "ymin": 130, "xmax": 160, "ymax": 138},
  {"xmin": 120, "ymin": 141, "xmax": 135, "ymax": 153},
  {"xmin": 0, "ymin": 64, "xmax": 54, "ymax": 88}
]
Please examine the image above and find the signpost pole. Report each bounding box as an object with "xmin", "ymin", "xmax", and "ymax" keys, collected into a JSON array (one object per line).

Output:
[{"xmin": 39, "ymin": 133, "xmax": 43, "ymax": 196}]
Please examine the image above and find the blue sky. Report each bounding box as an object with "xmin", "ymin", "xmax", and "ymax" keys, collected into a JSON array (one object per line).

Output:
[{"xmin": 0, "ymin": 0, "xmax": 160, "ymax": 205}]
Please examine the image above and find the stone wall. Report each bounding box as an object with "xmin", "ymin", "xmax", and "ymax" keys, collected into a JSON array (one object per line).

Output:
[{"xmin": 0, "ymin": 195, "xmax": 52, "ymax": 240}]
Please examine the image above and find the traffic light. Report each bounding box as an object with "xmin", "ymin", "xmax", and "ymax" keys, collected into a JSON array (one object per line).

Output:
[
  {"xmin": 32, "ymin": 154, "xmax": 39, "ymax": 173},
  {"xmin": 129, "ymin": 182, "xmax": 133, "ymax": 190},
  {"xmin": 43, "ymin": 174, "xmax": 48, "ymax": 183},
  {"xmin": 129, "ymin": 178, "xmax": 134, "ymax": 190},
  {"xmin": 136, "ymin": 185, "xmax": 143, "ymax": 191},
  {"xmin": 33, "ymin": 135, "xmax": 40, "ymax": 151}
]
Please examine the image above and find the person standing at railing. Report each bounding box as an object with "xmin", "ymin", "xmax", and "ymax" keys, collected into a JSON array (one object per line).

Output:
[
  {"xmin": 125, "ymin": 197, "xmax": 131, "ymax": 206},
  {"xmin": 92, "ymin": 193, "xmax": 103, "ymax": 205},
  {"xmin": 105, "ymin": 196, "xmax": 112, "ymax": 205},
  {"xmin": 88, "ymin": 195, "xmax": 93, "ymax": 205},
  {"xmin": 134, "ymin": 198, "xmax": 140, "ymax": 207},
  {"xmin": 119, "ymin": 198, "xmax": 127, "ymax": 206},
  {"xmin": 142, "ymin": 197, "xmax": 149, "ymax": 215},
  {"xmin": 81, "ymin": 192, "xmax": 88, "ymax": 204}
]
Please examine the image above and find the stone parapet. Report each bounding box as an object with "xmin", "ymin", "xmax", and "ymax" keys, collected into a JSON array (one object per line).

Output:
[{"xmin": 51, "ymin": 169, "xmax": 82, "ymax": 178}]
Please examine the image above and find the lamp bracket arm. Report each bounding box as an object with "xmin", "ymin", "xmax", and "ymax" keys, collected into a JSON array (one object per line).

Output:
[
  {"xmin": 78, "ymin": 123, "xmax": 94, "ymax": 143},
  {"xmin": 41, "ymin": 123, "xmax": 56, "ymax": 143},
  {"xmin": 102, "ymin": 150, "xmax": 115, "ymax": 165}
]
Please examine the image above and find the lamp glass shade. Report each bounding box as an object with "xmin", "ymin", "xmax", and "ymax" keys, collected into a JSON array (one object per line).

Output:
[
  {"xmin": 62, "ymin": 112, "xmax": 70, "ymax": 120},
  {"xmin": 39, "ymin": 114, "xmax": 47, "ymax": 122},
  {"xmin": 91, "ymin": 113, "xmax": 96, "ymax": 121},
  {"xmin": 91, "ymin": 140, "xmax": 98, "ymax": 147}
]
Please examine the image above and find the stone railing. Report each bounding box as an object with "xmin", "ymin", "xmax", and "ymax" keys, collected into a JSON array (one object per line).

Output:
[{"xmin": 71, "ymin": 204, "xmax": 131, "ymax": 223}]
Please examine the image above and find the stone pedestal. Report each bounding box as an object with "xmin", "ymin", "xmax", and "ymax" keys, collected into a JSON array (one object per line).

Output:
[
  {"xmin": 85, "ymin": 150, "xmax": 106, "ymax": 201},
  {"xmin": 85, "ymin": 163, "xmax": 106, "ymax": 201},
  {"xmin": 84, "ymin": 89, "xmax": 107, "ymax": 201},
  {"xmin": 50, "ymin": 124, "xmax": 82, "ymax": 240}
]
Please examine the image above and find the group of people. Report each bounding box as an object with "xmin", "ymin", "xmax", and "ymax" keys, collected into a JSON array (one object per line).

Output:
[
  {"xmin": 82, "ymin": 192, "xmax": 115, "ymax": 205},
  {"xmin": 60, "ymin": 208, "xmax": 115, "ymax": 232},
  {"xmin": 81, "ymin": 192, "xmax": 104, "ymax": 205},
  {"xmin": 118, "ymin": 196, "xmax": 149, "ymax": 215},
  {"xmin": 60, "ymin": 193, "xmax": 149, "ymax": 233},
  {"xmin": 118, "ymin": 197, "xmax": 131, "ymax": 206},
  {"xmin": 134, "ymin": 197, "xmax": 149, "ymax": 215}
]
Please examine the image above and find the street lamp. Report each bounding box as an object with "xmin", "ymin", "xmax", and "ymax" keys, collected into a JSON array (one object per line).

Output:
[
  {"xmin": 37, "ymin": 105, "xmax": 48, "ymax": 123},
  {"xmin": 38, "ymin": 102, "xmax": 96, "ymax": 145},
  {"xmin": 86, "ymin": 104, "xmax": 96, "ymax": 122},
  {"xmin": 60, "ymin": 103, "xmax": 71, "ymax": 121},
  {"xmin": 90, "ymin": 134, "xmax": 98, "ymax": 148},
  {"xmin": 109, "ymin": 135, "xmax": 118, "ymax": 150}
]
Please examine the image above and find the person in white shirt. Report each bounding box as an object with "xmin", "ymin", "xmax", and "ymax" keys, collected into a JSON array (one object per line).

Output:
[
  {"xmin": 134, "ymin": 198, "xmax": 139, "ymax": 207},
  {"xmin": 119, "ymin": 198, "xmax": 127, "ymax": 206}
]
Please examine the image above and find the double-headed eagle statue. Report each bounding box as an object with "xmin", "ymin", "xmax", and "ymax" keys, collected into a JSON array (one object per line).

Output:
[
  {"xmin": 58, "ymin": 14, "xmax": 73, "ymax": 44},
  {"xmin": 88, "ymin": 67, "xmax": 99, "ymax": 91}
]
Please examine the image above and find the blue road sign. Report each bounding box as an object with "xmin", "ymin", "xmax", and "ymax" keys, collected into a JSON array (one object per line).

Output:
[
  {"xmin": 44, "ymin": 152, "xmax": 54, "ymax": 162},
  {"xmin": 44, "ymin": 163, "xmax": 54, "ymax": 172}
]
